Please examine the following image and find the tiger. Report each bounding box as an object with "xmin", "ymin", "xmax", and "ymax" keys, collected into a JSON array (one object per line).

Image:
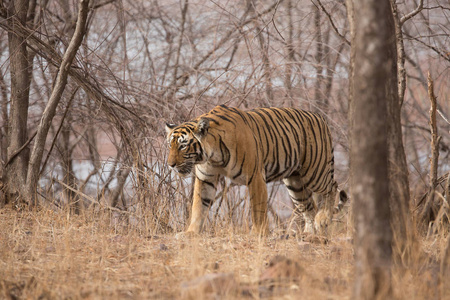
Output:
[{"xmin": 165, "ymin": 105, "xmax": 348, "ymax": 236}]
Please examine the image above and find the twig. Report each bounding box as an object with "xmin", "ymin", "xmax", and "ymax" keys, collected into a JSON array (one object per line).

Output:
[
  {"xmin": 430, "ymin": 192, "xmax": 448, "ymax": 235},
  {"xmin": 437, "ymin": 109, "xmax": 450, "ymax": 126},
  {"xmin": 169, "ymin": 0, "xmax": 189, "ymax": 94},
  {"xmin": 0, "ymin": 18, "xmax": 145, "ymax": 123},
  {"xmin": 415, "ymin": 172, "xmax": 450, "ymax": 209},
  {"xmin": 404, "ymin": 32, "xmax": 450, "ymax": 62},
  {"xmin": 313, "ymin": 0, "xmax": 350, "ymax": 45},
  {"xmin": 271, "ymin": 0, "xmax": 284, "ymax": 41},
  {"xmin": 92, "ymin": 0, "xmax": 116, "ymax": 10},
  {"xmin": 56, "ymin": 179, "xmax": 131, "ymax": 214},
  {"xmin": 174, "ymin": 0, "xmax": 281, "ymax": 102}
]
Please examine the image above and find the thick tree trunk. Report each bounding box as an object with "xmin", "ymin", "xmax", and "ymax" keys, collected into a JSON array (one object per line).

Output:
[
  {"xmin": 350, "ymin": 0, "xmax": 394, "ymax": 298},
  {"xmin": 5, "ymin": 0, "xmax": 31, "ymax": 204}
]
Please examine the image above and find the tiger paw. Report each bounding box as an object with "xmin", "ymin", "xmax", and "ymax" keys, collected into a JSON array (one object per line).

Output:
[
  {"xmin": 251, "ymin": 225, "xmax": 269, "ymax": 237},
  {"xmin": 175, "ymin": 231, "xmax": 200, "ymax": 240},
  {"xmin": 302, "ymin": 234, "xmax": 329, "ymax": 245},
  {"xmin": 303, "ymin": 219, "xmax": 315, "ymax": 234},
  {"xmin": 314, "ymin": 210, "xmax": 331, "ymax": 236}
]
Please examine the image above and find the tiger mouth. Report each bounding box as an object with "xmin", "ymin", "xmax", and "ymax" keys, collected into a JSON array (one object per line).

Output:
[
  {"xmin": 177, "ymin": 169, "xmax": 192, "ymax": 175},
  {"xmin": 174, "ymin": 163, "xmax": 194, "ymax": 176}
]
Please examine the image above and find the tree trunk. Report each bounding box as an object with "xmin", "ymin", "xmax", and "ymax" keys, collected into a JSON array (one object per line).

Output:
[
  {"xmin": 0, "ymin": 71, "xmax": 9, "ymax": 206},
  {"xmin": 58, "ymin": 115, "xmax": 79, "ymax": 214},
  {"xmin": 387, "ymin": 0, "xmax": 414, "ymax": 266},
  {"xmin": 441, "ymin": 234, "xmax": 450, "ymax": 299},
  {"xmin": 350, "ymin": 0, "xmax": 394, "ymax": 298},
  {"xmin": 284, "ymin": 0, "xmax": 294, "ymax": 100},
  {"xmin": 313, "ymin": 3, "xmax": 324, "ymax": 109},
  {"xmin": 110, "ymin": 168, "xmax": 131, "ymax": 208},
  {"xmin": 25, "ymin": 0, "xmax": 90, "ymax": 204},
  {"xmin": 5, "ymin": 0, "xmax": 31, "ymax": 204},
  {"xmin": 345, "ymin": 0, "xmax": 355, "ymax": 134}
]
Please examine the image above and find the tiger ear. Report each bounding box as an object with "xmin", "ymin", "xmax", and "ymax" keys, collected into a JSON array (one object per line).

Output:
[
  {"xmin": 165, "ymin": 123, "xmax": 177, "ymax": 135},
  {"xmin": 195, "ymin": 118, "xmax": 210, "ymax": 137}
]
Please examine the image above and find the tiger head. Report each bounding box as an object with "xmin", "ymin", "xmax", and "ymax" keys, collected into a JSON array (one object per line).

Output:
[{"xmin": 165, "ymin": 118, "xmax": 211, "ymax": 175}]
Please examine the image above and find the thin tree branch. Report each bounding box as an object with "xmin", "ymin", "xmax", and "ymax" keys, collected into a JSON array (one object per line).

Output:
[
  {"xmin": 427, "ymin": 72, "xmax": 441, "ymax": 189},
  {"xmin": 56, "ymin": 179, "xmax": 130, "ymax": 214},
  {"xmin": 437, "ymin": 109, "xmax": 450, "ymax": 126},
  {"xmin": 38, "ymin": 87, "xmax": 79, "ymax": 177},
  {"xmin": 170, "ymin": 0, "xmax": 281, "ymax": 95},
  {"xmin": 313, "ymin": 0, "xmax": 350, "ymax": 45},
  {"xmin": 4, "ymin": 131, "xmax": 37, "ymax": 167},
  {"xmin": 169, "ymin": 0, "xmax": 189, "ymax": 94},
  {"xmin": 400, "ymin": 0, "xmax": 424, "ymax": 26},
  {"xmin": 0, "ymin": 18, "xmax": 144, "ymax": 121},
  {"xmin": 404, "ymin": 32, "xmax": 450, "ymax": 62}
]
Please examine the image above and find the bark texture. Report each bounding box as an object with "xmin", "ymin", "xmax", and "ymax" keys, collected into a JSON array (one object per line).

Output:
[
  {"xmin": 351, "ymin": 0, "xmax": 394, "ymax": 298},
  {"xmin": 5, "ymin": 0, "xmax": 31, "ymax": 203}
]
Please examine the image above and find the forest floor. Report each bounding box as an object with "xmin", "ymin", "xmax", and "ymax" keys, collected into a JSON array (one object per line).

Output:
[{"xmin": 0, "ymin": 206, "xmax": 447, "ymax": 299}]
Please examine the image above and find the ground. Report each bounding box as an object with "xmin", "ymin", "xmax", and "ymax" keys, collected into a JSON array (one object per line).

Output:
[{"xmin": 0, "ymin": 206, "xmax": 446, "ymax": 299}]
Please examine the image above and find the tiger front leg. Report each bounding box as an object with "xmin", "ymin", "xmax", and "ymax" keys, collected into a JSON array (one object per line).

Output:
[
  {"xmin": 185, "ymin": 176, "xmax": 217, "ymax": 234},
  {"xmin": 248, "ymin": 174, "xmax": 269, "ymax": 236}
]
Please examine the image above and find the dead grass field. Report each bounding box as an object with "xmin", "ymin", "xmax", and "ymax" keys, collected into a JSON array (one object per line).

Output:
[{"xmin": 0, "ymin": 206, "xmax": 447, "ymax": 299}]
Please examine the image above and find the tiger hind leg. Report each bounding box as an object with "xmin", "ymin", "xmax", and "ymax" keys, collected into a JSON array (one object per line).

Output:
[
  {"xmin": 334, "ymin": 190, "xmax": 349, "ymax": 213},
  {"xmin": 282, "ymin": 176, "xmax": 315, "ymax": 234}
]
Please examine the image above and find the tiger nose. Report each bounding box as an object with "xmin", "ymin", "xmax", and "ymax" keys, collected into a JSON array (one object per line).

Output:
[{"xmin": 168, "ymin": 161, "xmax": 176, "ymax": 168}]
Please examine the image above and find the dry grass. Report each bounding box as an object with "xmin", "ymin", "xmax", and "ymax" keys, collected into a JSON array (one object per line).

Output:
[{"xmin": 0, "ymin": 206, "xmax": 447, "ymax": 300}]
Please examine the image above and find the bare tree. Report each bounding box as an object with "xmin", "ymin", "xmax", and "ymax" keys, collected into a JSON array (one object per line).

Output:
[{"xmin": 350, "ymin": 0, "xmax": 395, "ymax": 297}]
